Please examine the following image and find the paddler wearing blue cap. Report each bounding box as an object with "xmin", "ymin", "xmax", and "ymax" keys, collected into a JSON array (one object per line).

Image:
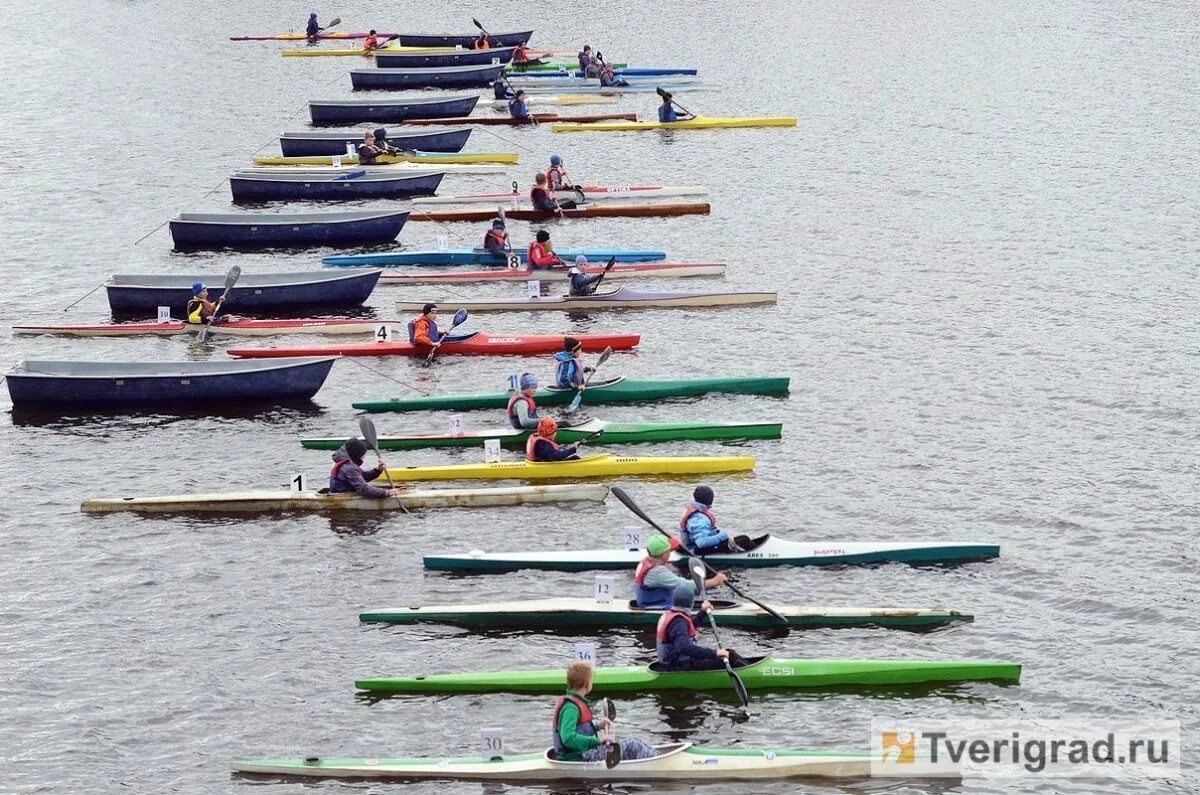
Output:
[
  {"xmin": 187, "ymin": 282, "xmax": 239, "ymax": 324},
  {"xmin": 656, "ymin": 586, "xmax": 748, "ymax": 671},
  {"xmin": 483, "ymin": 217, "xmax": 509, "ymax": 257},
  {"xmin": 634, "ymin": 535, "xmax": 727, "ymax": 608},
  {"xmin": 506, "ymin": 373, "xmax": 541, "ymax": 429},
  {"xmin": 328, "ymin": 437, "xmax": 406, "ymax": 499},
  {"xmin": 546, "ymin": 155, "xmax": 575, "ymax": 192},
  {"xmin": 567, "ymin": 256, "xmax": 604, "ymax": 296},
  {"xmin": 553, "ymin": 661, "xmax": 658, "ymax": 763}
]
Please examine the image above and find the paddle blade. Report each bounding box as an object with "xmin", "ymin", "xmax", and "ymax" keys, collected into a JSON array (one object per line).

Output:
[
  {"xmin": 728, "ymin": 665, "xmax": 750, "ymax": 708},
  {"xmin": 358, "ymin": 416, "xmax": 381, "ymax": 452},
  {"xmin": 451, "ymin": 308, "xmax": 469, "ymax": 328},
  {"xmin": 327, "ymin": 18, "xmax": 341, "ymax": 27},
  {"xmin": 605, "ymin": 741, "xmax": 621, "ymax": 769},
  {"xmin": 610, "ymin": 487, "xmax": 665, "ymax": 533},
  {"xmin": 566, "ymin": 391, "xmax": 583, "ymax": 413},
  {"xmin": 472, "ymin": 17, "xmax": 484, "ymax": 30},
  {"xmin": 223, "ymin": 264, "xmax": 242, "ymax": 291},
  {"xmin": 687, "ymin": 556, "xmax": 707, "ymax": 596},
  {"xmin": 594, "ymin": 345, "xmax": 613, "ymax": 368}
]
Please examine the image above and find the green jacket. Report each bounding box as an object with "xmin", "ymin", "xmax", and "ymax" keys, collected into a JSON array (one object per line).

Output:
[{"xmin": 555, "ymin": 689, "xmax": 601, "ymax": 761}]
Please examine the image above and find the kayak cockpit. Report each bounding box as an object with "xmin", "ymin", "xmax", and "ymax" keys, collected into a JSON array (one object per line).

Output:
[
  {"xmin": 627, "ymin": 598, "xmax": 739, "ymax": 613},
  {"xmin": 544, "ymin": 376, "xmax": 625, "ymax": 394},
  {"xmin": 545, "ymin": 742, "xmax": 691, "ymax": 764},
  {"xmin": 648, "ymin": 656, "xmax": 768, "ymax": 674}
]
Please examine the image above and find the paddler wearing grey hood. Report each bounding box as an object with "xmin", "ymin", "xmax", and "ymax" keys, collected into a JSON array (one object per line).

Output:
[{"xmin": 328, "ymin": 437, "xmax": 404, "ymax": 498}]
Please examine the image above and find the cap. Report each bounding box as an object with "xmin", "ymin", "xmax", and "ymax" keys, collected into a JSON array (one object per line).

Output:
[
  {"xmin": 536, "ymin": 230, "xmax": 551, "ymax": 243},
  {"xmin": 492, "ymin": 217, "xmax": 505, "ymax": 228},
  {"xmin": 550, "ymin": 154, "xmax": 562, "ymax": 166},
  {"xmin": 192, "ymin": 282, "xmax": 206, "ymax": 295},
  {"xmin": 646, "ymin": 536, "xmax": 671, "ymax": 556},
  {"xmin": 574, "ymin": 255, "xmax": 588, "ymax": 266},
  {"xmin": 345, "ymin": 438, "xmax": 368, "ymax": 461},
  {"xmin": 519, "ymin": 373, "xmax": 538, "ymax": 390},
  {"xmin": 693, "ymin": 485, "xmax": 714, "ymax": 506},
  {"xmin": 537, "ymin": 416, "xmax": 558, "ymax": 437},
  {"xmin": 563, "ymin": 336, "xmax": 582, "ymax": 352},
  {"xmin": 422, "ymin": 302, "xmax": 437, "ymax": 315}
]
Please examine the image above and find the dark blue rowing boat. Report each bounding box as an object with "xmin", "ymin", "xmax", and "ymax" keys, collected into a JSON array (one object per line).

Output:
[
  {"xmin": 394, "ymin": 30, "xmax": 532, "ymax": 48},
  {"xmin": 106, "ymin": 270, "xmax": 382, "ymax": 313},
  {"xmin": 351, "ymin": 64, "xmax": 505, "ymax": 90},
  {"xmin": 229, "ymin": 172, "xmax": 443, "ymax": 202},
  {"xmin": 169, "ymin": 210, "xmax": 409, "ymax": 250},
  {"xmin": 309, "ymin": 95, "xmax": 480, "ymax": 125},
  {"xmin": 279, "ymin": 127, "xmax": 472, "ymax": 156},
  {"xmin": 374, "ymin": 46, "xmax": 516, "ymax": 68},
  {"xmin": 6, "ymin": 357, "xmax": 337, "ymax": 408}
]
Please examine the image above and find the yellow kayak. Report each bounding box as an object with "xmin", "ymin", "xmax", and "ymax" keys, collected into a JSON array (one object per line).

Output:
[
  {"xmin": 253, "ymin": 152, "xmax": 520, "ymax": 166},
  {"xmin": 552, "ymin": 115, "xmax": 799, "ymax": 133},
  {"xmin": 376, "ymin": 453, "xmax": 756, "ymax": 482}
]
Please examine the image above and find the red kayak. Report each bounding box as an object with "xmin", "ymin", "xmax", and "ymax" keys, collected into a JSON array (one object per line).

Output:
[
  {"xmin": 401, "ymin": 113, "xmax": 637, "ymax": 127},
  {"xmin": 226, "ymin": 331, "xmax": 639, "ymax": 358},
  {"xmin": 378, "ymin": 262, "xmax": 727, "ymax": 284},
  {"xmin": 13, "ymin": 318, "xmax": 399, "ymax": 338}
]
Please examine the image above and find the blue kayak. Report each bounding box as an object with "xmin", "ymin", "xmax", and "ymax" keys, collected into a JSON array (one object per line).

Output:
[{"xmin": 322, "ymin": 249, "xmax": 667, "ymax": 267}]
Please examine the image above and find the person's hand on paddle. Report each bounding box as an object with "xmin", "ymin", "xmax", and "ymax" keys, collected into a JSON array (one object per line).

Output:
[
  {"xmin": 699, "ymin": 600, "xmax": 714, "ymax": 614},
  {"xmin": 386, "ymin": 487, "xmax": 406, "ymax": 497},
  {"xmin": 710, "ymin": 573, "xmax": 728, "ymax": 587},
  {"xmin": 716, "ymin": 648, "xmax": 731, "ymax": 660},
  {"xmin": 596, "ymin": 716, "xmax": 613, "ymax": 730}
]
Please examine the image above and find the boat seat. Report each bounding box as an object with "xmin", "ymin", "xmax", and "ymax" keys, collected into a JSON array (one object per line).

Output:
[
  {"xmin": 626, "ymin": 599, "xmax": 737, "ymax": 612},
  {"xmin": 648, "ymin": 655, "xmax": 766, "ymax": 674}
]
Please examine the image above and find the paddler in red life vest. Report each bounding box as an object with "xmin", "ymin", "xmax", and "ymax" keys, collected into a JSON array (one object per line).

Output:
[
  {"xmin": 634, "ymin": 536, "xmax": 727, "ymax": 609},
  {"xmin": 506, "ymin": 373, "xmax": 541, "ymax": 429},
  {"xmin": 362, "ymin": 29, "xmax": 381, "ymax": 51},
  {"xmin": 511, "ymin": 42, "xmax": 530, "ymax": 69},
  {"xmin": 472, "ymin": 33, "xmax": 491, "ymax": 50},
  {"xmin": 681, "ymin": 485, "xmax": 758, "ymax": 555},
  {"xmin": 656, "ymin": 587, "xmax": 748, "ymax": 672},
  {"xmin": 408, "ymin": 303, "xmax": 452, "ymax": 350},
  {"xmin": 527, "ymin": 229, "xmax": 565, "ymax": 269},
  {"xmin": 482, "ymin": 217, "xmax": 509, "ymax": 258},
  {"xmin": 552, "ymin": 661, "xmax": 658, "ymax": 762},
  {"xmin": 328, "ymin": 437, "xmax": 406, "ymax": 498},
  {"xmin": 526, "ymin": 416, "xmax": 582, "ymax": 462},
  {"xmin": 530, "ymin": 172, "xmax": 578, "ymax": 213},
  {"xmin": 547, "ymin": 155, "xmax": 575, "ymax": 191}
]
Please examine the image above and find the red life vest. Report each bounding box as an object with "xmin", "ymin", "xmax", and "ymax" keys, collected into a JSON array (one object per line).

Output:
[
  {"xmin": 551, "ymin": 693, "xmax": 593, "ymax": 729},
  {"xmin": 547, "ymin": 165, "xmax": 568, "ymax": 189},
  {"xmin": 514, "ymin": 44, "xmax": 528, "ymax": 63},
  {"xmin": 483, "ymin": 229, "xmax": 507, "ymax": 250},
  {"xmin": 507, "ymin": 393, "xmax": 535, "ymax": 419},
  {"xmin": 527, "ymin": 240, "xmax": 558, "ymax": 267},
  {"xmin": 474, "ymin": 37, "xmax": 491, "ymax": 50},
  {"xmin": 525, "ymin": 432, "xmax": 560, "ymax": 460},
  {"xmin": 634, "ymin": 555, "xmax": 661, "ymax": 586},
  {"xmin": 530, "ymin": 184, "xmax": 551, "ymax": 205},
  {"xmin": 363, "ymin": 35, "xmax": 379, "ymax": 50},
  {"xmin": 679, "ymin": 504, "xmax": 718, "ymax": 532},
  {"xmin": 655, "ymin": 609, "xmax": 695, "ymax": 642}
]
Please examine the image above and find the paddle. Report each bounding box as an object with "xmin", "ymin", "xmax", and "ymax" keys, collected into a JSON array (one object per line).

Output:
[
  {"xmin": 597, "ymin": 697, "xmax": 620, "ymax": 768},
  {"xmin": 609, "ymin": 486, "xmax": 788, "ymax": 625},
  {"xmin": 687, "ymin": 557, "xmax": 750, "ymax": 708},
  {"xmin": 570, "ymin": 428, "xmax": 604, "ymax": 450},
  {"xmin": 196, "ymin": 265, "xmax": 241, "ymax": 343},
  {"xmin": 566, "ymin": 341, "xmax": 613, "ymax": 414},
  {"xmin": 424, "ymin": 308, "xmax": 469, "ymax": 363},
  {"xmin": 309, "ymin": 17, "xmax": 341, "ymax": 39},
  {"xmin": 586, "ymin": 256, "xmax": 618, "ymax": 293},
  {"xmin": 358, "ymin": 416, "xmax": 408, "ymax": 511},
  {"xmin": 655, "ymin": 86, "xmax": 694, "ymax": 119},
  {"xmin": 470, "ymin": 17, "xmax": 499, "ymax": 47}
]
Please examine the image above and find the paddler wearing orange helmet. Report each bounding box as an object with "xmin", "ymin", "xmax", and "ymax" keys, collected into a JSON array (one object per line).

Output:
[{"xmin": 525, "ymin": 416, "xmax": 582, "ymax": 462}]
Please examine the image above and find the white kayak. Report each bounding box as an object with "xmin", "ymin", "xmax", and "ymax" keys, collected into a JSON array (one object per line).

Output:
[
  {"xmin": 412, "ymin": 185, "xmax": 709, "ymax": 206},
  {"xmin": 395, "ymin": 285, "xmax": 778, "ymax": 312},
  {"xmin": 81, "ymin": 484, "xmax": 609, "ymax": 514},
  {"xmin": 378, "ymin": 262, "xmax": 727, "ymax": 284}
]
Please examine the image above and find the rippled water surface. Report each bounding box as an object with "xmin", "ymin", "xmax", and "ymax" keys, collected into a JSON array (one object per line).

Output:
[{"xmin": 1, "ymin": 1, "xmax": 1197, "ymax": 793}]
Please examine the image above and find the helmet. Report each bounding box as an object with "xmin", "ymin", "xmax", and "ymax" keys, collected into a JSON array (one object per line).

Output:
[
  {"xmin": 646, "ymin": 536, "xmax": 671, "ymax": 556},
  {"xmin": 192, "ymin": 282, "xmax": 206, "ymax": 295},
  {"xmin": 550, "ymin": 154, "xmax": 562, "ymax": 166},
  {"xmin": 537, "ymin": 416, "xmax": 558, "ymax": 437},
  {"xmin": 574, "ymin": 254, "xmax": 588, "ymax": 266},
  {"xmin": 519, "ymin": 373, "xmax": 538, "ymax": 390}
]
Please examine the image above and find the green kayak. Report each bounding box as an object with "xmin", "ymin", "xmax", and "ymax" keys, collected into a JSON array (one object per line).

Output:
[
  {"xmin": 301, "ymin": 419, "xmax": 783, "ymax": 450},
  {"xmin": 355, "ymin": 655, "xmax": 1021, "ymax": 695},
  {"xmin": 353, "ymin": 375, "xmax": 791, "ymax": 413}
]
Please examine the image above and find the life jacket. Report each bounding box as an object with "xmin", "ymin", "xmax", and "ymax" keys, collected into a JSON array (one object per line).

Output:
[
  {"xmin": 679, "ymin": 504, "xmax": 718, "ymax": 549},
  {"xmin": 527, "ymin": 240, "xmax": 558, "ymax": 268},
  {"xmin": 554, "ymin": 351, "xmax": 580, "ymax": 388},
  {"xmin": 513, "ymin": 44, "xmax": 528, "ymax": 63},
  {"xmin": 407, "ymin": 316, "xmax": 439, "ymax": 345},
  {"xmin": 525, "ymin": 433, "xmax": 560, "ymax": 461},
  {"xmin": 529, "ymin": 184, "xmax": 554, "ymax": 212},
  {"xmin": 363, "ymin": 35, "xmax": 379, "ymax": 50},
  {"xmin": 634, "ymin": 556, "xmax": 676, "ymax": 609},
  {"xmin": 547, "ymin": 165, "xmax": 569, "ymax": 190},
  {"xmin": 506, "ymin": 393, "xmax": 537, "ymax": 429},
  {"xmin": 551, "ymin": 694, "xmax": 594, "ymax": 757},
  {"xmin": 483, "ymin": 229, "xmax": 508, "ymax": 254},
  {"xmin": 186, "ymin": 296, "xmax": 211, "ymax": 325},
  {"xmin": 655, "ymin": 609, "xmax": 696, "ymax": 664},
  {"xmin": 328, "ymin": 458, "xmax": 360, "ymax": 493},
  {"xmin": 600, "ymin": 68, "xmax": 618, "ymax": 87},
  {"xmin": 357, "ymin": 143, "xmax": 380, "ymax": 165},
  {"xmin": 474, "ymin": 36, "xmax": 490, "ymax": 50}
]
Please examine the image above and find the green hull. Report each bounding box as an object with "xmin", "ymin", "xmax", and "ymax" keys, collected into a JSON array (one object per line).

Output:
[
  {"xmin": 355, "ymin": 656, "xmax": 1021, "ymax": 694},
  {"xmin": 302, "ymin": 421, "xmax": 783, "ymax": 450},
  {"xmin": 353, "ymin": 376, "xmax": 791, "ymax": 413}
]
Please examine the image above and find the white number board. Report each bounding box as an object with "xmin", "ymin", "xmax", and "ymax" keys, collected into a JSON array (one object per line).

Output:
[
  {"xmin": 624, "ymin": 527, "xmax": 644, "ymax": 551},
  {"xmin": 594, "ymin": 575, "xmax": 615, "ymax": 604},
  {"xmin": 157, "ymin": 306, "xmax": 171, "ymax": 322},
  {"xmin": 446, "ymin": 414, "xmax": 465, "ymax": 436},
  {"xmin": 290, "ymin": 474, "xmax": 306, "ymax": 492},
  {"xmin": 526, "ymin": 280, "xmax": 541, "ymax": 299},
  {"xmin": 483, "ymin": 438, "xmax": 502, "ymax": 462},
  {"xmin": 481, "ymin": 728, "xmax": 503, "ymax": 758},
  {"xmin": 574, "ymin": 642, "xmax": 596, "ymax": 664}
]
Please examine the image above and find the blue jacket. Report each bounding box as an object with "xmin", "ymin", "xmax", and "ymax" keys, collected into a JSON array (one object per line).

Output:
[
  {"xmin": 306, "ymin": 18, "xmax": 320, "ymax": 36},
  {"xmin": 658, "ymin": 104, "xmax": 677, "ymax": 123},
  {"xmin": 657, "ymin": 611, "xmax": 717, "ymax": 670},
  {"xmin": 493, "ymin": 82, "xmax": 513, "ymax": 99},
  {"xmin": 569, "ymin": 272, "xmax": 603, "ymax": 296},
  {"xmin": 508, "ymin": 98, "xmax": 529, "ymax": 119},
  {"xmin": 554, "ymin": 351, "xmax": 582, "ymax": 389},
  {"xmin": 530, "ymin": 438, "xmax": 578, "ymax": 461},
  {"xmin": 682, "ymin": 502, "xmax": 729, "ymax": 550}
]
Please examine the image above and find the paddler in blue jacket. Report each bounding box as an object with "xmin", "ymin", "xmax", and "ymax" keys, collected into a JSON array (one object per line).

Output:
[
  {"xmin": 306, "ymin": 13, "xmax": 322, "ymax": 39},
  {"xmin": 634, "ymin": 536, "xmax": 727, "ymax": 608},
  {"xmin": 508, "ymin": 89, "xmax": 531, "ymax": 121},
  {"xmin": 656, "ymin": 588, "xmax": 747, "ymax": 671},
  {"xmin": 657, "ymin": 91, "xmax": 695, "ymax": 123},
  {"xmin": 680, "ymin": 485, "xmax": 757, "ymax": 554},
  {"xmin": 329, "ymin": 438, "xmax": 405, "ymax": 498},
  {"xmin": 554, "ymin": 336, "xmax": 593, "ymax": 389},
  {"xmin": 577, "ymin": 45, "xmax": 594, "ymax": 72},
  {"xmin": 567, "ymin": 256, "xmax": 604, "ymax": 296},
  {"xmin": 506, "ymin": 373, "xmax": 541, "ymax": 429},
  {"xmin": 553, "ymin": 661, "xmax": 658, "ymax": 762}
]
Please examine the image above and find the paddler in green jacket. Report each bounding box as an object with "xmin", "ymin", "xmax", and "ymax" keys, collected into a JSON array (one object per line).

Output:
[{"xmin": 553, "ymin": 661, "xmax": 658, "ymax": 762}]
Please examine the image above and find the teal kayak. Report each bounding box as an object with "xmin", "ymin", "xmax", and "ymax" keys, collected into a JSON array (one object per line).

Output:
[
  {"xmin": 356, "ymin": 655, "xmax": 1021, "ymax": 695},
  {"xmin": 353, "ymin": 375, "xmax": 790, "ymax": 413}
]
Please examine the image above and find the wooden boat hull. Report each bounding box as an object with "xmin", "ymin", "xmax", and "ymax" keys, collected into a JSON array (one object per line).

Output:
[
  {"xmin": 309, "ymin": 95, "xmax": 480, "ymax": 125},
  {"xmin": 351, "ymin": 64, "xmax": 506, "ymax": 90},
  {"xmin": 395, "ymin": 30, "xmax": 533, "ymax": 48},
  {"xmin": 374, "ymin": 46, "xmax": 516, "ymax": 68},
  {"xmin": 229, "ymin": 172, "xmax": 443, "ymax": 202}
]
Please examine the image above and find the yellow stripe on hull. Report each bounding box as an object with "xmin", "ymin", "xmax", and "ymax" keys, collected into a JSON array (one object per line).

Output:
[
  {"xmin": 253, "ymin": 152, "xmax": 520, "ymax": 166},
  {"xmin": 552, "ymin": 116, "xmax": 799, "ymax": 133},
  {"xmin": 377, "ymin": 453, "xmax": 756, "ymax": 482}
]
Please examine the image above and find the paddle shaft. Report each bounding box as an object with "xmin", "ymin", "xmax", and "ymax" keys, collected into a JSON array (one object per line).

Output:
[
  {"xmin": 706, "ymin": 611, "xmax": 749, "ymax": 707},
  {"xmin": 197, "ymin": 267, "xmax": 241, "ymax": 342},
  {"xmin": 566, "ymin": 340, "xmax": 613, "ymax": 413},
  {"xmin": 425, "ymin": 311, "xmax": 468, "ymax": 362}
]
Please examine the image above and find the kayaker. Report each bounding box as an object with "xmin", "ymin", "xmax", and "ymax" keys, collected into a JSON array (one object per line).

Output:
[
  {"xmin": 483, "ymin": 218, "xmax": 510, "ymax": 258},
  {"xmin": 554, "ymin": 336, "xmax": 592, "ymax": 389},
  {"xmin": 187, "ymin": 282, "xmax": 239, "ymax": 324},
  {"xmin": 527, "ymin": 229, "xmax": 564, "ymax": 269},
  {"xmin": 506, "ymin": 373, "xmax": 541, "ymax": 429},
  {"xmin": 567, "ymin": 257, "xmax": 604, "ymax": 296},
  {"xmin": 408, "ymin": 303, "xmax": 451, "ymax": 350},
  {"xmin": 681, "ymin": 486, "xmax": 756, "ymax": 554},
  {"xmin": 507, "ymin": 89, "xmax": 531, "ymax": 121},
  {"xmin": 512, "ymin": 42, "xmax": 530, "ymax": 69},
  {"xmin": 363, "ymin": 29, "xmax": 380, "ymax": 51},
  {"xmin": 634, "ymin": 536, "xmax": 727, "ymax": 608},
  {"xmin": 525, "ymin": 416, "xmax": 582, "ymax": 462},
  {"xmin": 329, "ymin": 437, "xmax": 406, "ymax": 499},
  {"xmin": 305, "ymin": 13, "xmax": 322, "ymax": 39},
  {"xmin": 472, "ymin": 33, "xmax": 491, "ymax": 50},
  {"xmin": 655, "ymin": 588, "xmax": 747, "ymax": 672},
  {"xmin": 356, "ymin": 130, "xmax": 385, "ymax": 165},
  {"xmin": 577, "ymin": 45, "xmax": 593, "ymax": 72},
  {"xmin": 599, "ymin": 61, "xmax": 628, "ymax": 88},
  {"xmin": 531, "ymin": 172, "xmax": 577, "ymax": 213},
  {"xmin": 657, "ymin": 92, "xmax": 695, "ymax": 123},
  {"xmin": 547, "ymin": 155, "xmax": 574, "ymax": 191},
  {"xmin": 553, "ymin": 661, "xmax": 658, "ymax": 762},
  {"xmin": 372, "ymin": 128, "xmax": 409, "ymax": 156},
  {"xmin": 493, "ymin": 77, "xmax": 514, "ymax": 100}
]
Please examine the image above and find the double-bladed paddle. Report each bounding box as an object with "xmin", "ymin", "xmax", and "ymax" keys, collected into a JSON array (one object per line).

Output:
[
  {"xmin": 196, "ymin": 265, "xmax": 241, "ymax": 343},
  {"xmin": 424, "ymin": 308, "xmax": 469, "ymax": 363},
  {"xmin": 358, "ymin": 416, "xmax": 408, "ymax": 511},
  {"xmin": 687, "ymin": 557, "xmax": 750, "ymax": 708},
  {"xmin": 566, "ymin": 341, "xmax": 613, "ymax": 414},
  {"xmin": 470, "ymin": 17, "xmax": 500, "ymax": 47},
  {"xmin": 609, "ymin": 486, "xmax": 788, "ymax": 625}
]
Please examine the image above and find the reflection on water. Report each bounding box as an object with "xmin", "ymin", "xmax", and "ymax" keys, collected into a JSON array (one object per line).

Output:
[{"xmin": 10, "ymin": 401, "xmax": 326, "ymax": 432}]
